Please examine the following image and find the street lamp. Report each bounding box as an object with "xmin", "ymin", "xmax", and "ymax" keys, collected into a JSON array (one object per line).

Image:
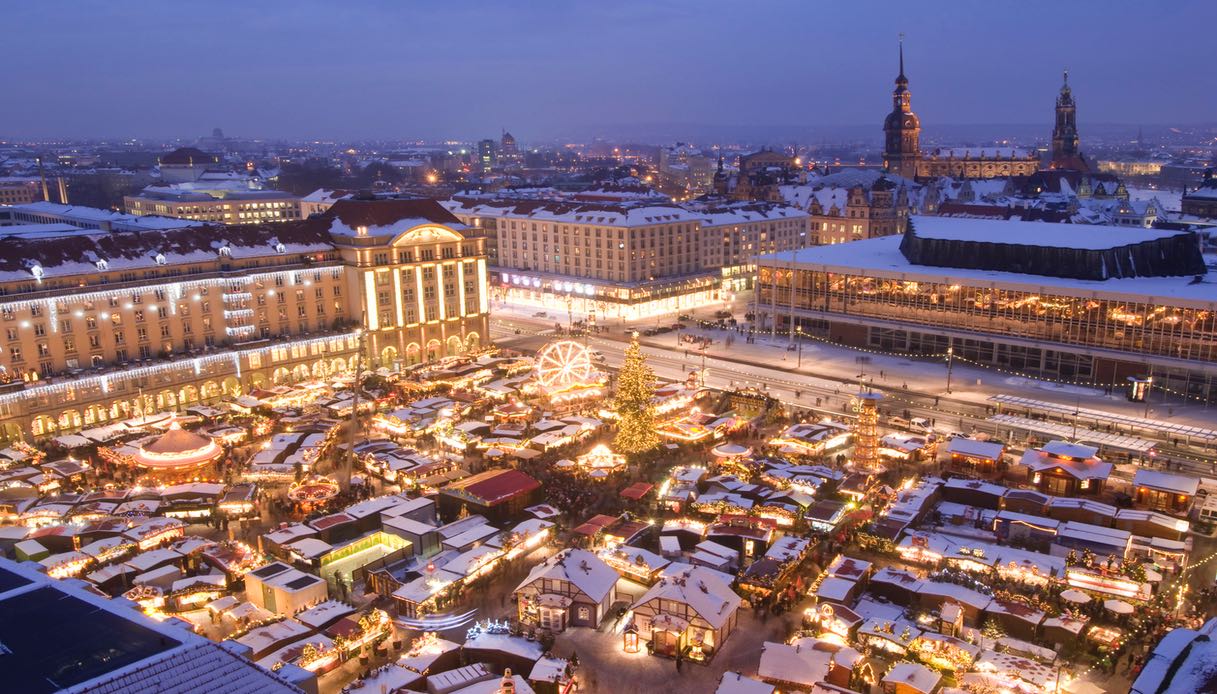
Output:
[
  {"xmin": 796, "ymin": 327, "xmax": 805, "ymax": 369},
  {"xmin": 623, "ymin": 622, "xmax": 640, "ymax": 653},
  {"xmin": 945, "ymin": 346, "xmax": 955, "ymax": 394}
]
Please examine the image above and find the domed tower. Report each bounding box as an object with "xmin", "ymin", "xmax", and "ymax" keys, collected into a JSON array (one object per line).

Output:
[
  {"xmin": 883, "ymin": 37, "xmax": 921, "ymax": 178},
  {"xmin": 1051, "ymin": 70, "xmax": 1086, "ymax": 171}
]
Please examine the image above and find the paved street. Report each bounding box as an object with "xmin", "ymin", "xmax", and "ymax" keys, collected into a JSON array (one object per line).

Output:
[
  {"xmin": 555, "ymin": 604, "xmax": 802, "ymax": 694},
  {"xmin": 490, "ymin": 303, "xmax": 1217, "ymax": 475}
]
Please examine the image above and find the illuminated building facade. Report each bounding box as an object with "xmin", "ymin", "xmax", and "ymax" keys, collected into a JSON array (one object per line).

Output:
[
  {"xmin": 781, "ymin": 175, "xmax": 910, "ymax": 245},
  {"xmin": 686, "ymin": 200, "xmax": 811, "ymax": 290},
  {"xmin": 325, "ymin": 198, "xmax": 490, "ymax": 371},
  {"xmin": 0, "ymin": 178, "xmax": 42, "ymax": 206},
  {"xmin": 0, "ymin": 197, "xmax": 488, "ymax": 440},
  {"xmin": 444, "ymin": 196, "xmax": 810, "ymax": 318},
  {"xmin": 755, "ymin": 216, "xmax": 1217, "ymax": 402},
  {"xmin": 124, "ymin": 187, "xmax": 302, "ymax": 225}
]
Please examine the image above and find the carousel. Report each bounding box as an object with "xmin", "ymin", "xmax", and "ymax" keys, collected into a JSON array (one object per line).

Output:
[
  {"xmin": 105, "ymin": 421, "xmax": 224, "ymax": 481},
  {"xmin": 575, "ymin": 444, "xmax": 627, "ymax": 479},
  {"xmin": 288, "ymin": 475, "xmax": 340, "ymax": 507},
  {"xmin": 711, "ymin": 442, "xmax": 756, "ymax": 479}
]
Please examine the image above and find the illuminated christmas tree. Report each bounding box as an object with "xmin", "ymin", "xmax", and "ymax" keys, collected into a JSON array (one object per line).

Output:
[{"xmin": 613, "ymin": 332, "xmax": 659, "ymax": 455}]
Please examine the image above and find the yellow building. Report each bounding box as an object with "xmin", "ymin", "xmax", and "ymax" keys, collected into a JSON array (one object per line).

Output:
[{"xmin": 0, "ymin": 197, "xmax": 488, "ymax": 440}]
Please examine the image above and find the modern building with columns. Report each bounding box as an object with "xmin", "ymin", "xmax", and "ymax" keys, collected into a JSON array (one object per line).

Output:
[
  {"xmin": 320, "ymin": 197, "xmax": 489, "ymax": 369},
  {"xmin": 0, "ymin": 196, "xmax": 488, "ymax": 440}
]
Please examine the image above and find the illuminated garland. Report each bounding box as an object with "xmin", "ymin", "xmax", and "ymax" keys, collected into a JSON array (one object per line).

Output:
[{"xmin": 771, "ymin": 326, "xmax": 1215, "ymax": 403}]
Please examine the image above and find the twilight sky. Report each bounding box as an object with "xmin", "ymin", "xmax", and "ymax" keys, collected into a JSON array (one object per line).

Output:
[{"xmin": 6, "ymin": 0, "xmax": 1215, "ymax": 142}]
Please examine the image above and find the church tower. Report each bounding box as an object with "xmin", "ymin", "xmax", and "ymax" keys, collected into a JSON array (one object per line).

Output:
[
  {"xmin": 883, "ymin": 37, "xmax": 921, "ymax": 178},
  {"xmin": 1050, "ymin": 70, "xmax": 1087, "ymax": 171}
]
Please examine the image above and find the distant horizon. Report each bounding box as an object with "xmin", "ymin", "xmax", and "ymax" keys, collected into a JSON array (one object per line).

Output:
[
  {"xmin": 1, "ymin": 120, "xmax": 1210, "ymax": 149},
  {"xmin": 6, "ymin": 1, "xmax": 1215, "ymax": 142}
]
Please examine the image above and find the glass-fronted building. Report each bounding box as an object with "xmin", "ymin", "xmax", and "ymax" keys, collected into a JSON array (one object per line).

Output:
[{"xmin": 755, "ymin": 217, "xmax": 1217, "ymax": 402}]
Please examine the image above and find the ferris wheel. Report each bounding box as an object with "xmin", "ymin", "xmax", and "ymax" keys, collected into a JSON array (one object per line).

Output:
[{"xmin": 535, "ymin": 340, "xmax": 597, "ymax": 391}]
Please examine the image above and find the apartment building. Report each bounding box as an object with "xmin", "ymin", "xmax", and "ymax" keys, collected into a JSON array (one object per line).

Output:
[
  {"xmin": 442, "ymin": 196, "xmax": 812, "ymax": 318},
  {"xmin": 444, "ymin": 198, "xmax": 708, "ymax": 320},
  {"xmin": 0, "ymin": 178, "xmax": 42, "ymax": 206},
  {"xmin": 685, "ymin": 200, "xmax": 811, "ymax": 290},
  {"xmin": 0, "ymin": 197, "xmax": 488, "ymax": 440}
]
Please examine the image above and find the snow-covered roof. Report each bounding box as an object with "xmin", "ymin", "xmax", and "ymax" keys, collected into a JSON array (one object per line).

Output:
[
  {"xmin": 686, "ymin": 201, "xmax": 810, "ymax": 227},
  {"xmin": 1132, "ymin": 617, "xmax": 1217, "ymax": 694},
  {"xmin": 944, "ymin": 437, "xmax": 1005, "ymax": 460},
  {"xmin": 515, "ymin": 548, "xmax": 617, "ymax": 603},
  {"xmin": 882, "ymin": 662, "xmax": 941, "ymax": 693},
  {"xmin": 632, "ymin": 564, "xmax": 740, "ymax": 629},
  {"xmin": 716, "ymin": 671, "xmax": 776, "ymax": 694},
  {"xmin": 757, "ymin": 637, "xmax": 835, "ymax": 687},
  {"xmin": 757, "ymin": 228, "xmax": 1217, "ymax": 307},
  {"xmin": 910, "ymin": 214, "xmax": 1180, "ymax": 250},
  {"xmin": 1020, "ymin": 443, "xmax": 1112, "ymax": 481},
  {"xmin": 1132, "ymin": 469, "xmax": 1199, "ymax": 496},
  {"xmin": 443, "ymin": 197, "xmax": 699, "ymax": 227}
]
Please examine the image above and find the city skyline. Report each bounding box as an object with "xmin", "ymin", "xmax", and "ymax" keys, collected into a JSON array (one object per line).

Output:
[{"xmin": 6, "ymin": 0, "xmax": 1216, "ymax": 142}]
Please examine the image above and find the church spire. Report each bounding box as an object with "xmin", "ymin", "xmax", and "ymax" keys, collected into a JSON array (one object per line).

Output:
[
  {"xmin": 898, "ymin": 33, "xmax": 905, "ymax": 81},
  {"xmin": 891, "ymin": 34, "xmax": 911, "ymax": 111},
  {"xmin": 884, "ymin": 33, "xmax": 919, "ymax": 178}
]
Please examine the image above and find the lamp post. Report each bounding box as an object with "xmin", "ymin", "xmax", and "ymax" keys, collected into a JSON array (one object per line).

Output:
[
  {"xmin": 945, "ymin": 346, "xmax": 955, "ymax": 395},
  {"xmin": 623, "ymin": 622, "xmax": 640, "ymax": 653},
  {"xmin": 796, "ymin": 328, "xmax": 805, "ymax": 369}
]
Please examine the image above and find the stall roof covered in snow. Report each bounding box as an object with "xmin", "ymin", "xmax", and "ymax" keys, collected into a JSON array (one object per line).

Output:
[
  {"xmin": 515, "ymin": 548, "xmax": 617, "ymax": 603},
  {"xmin": 632, "ymin": 564, "xmax": 740, "ymax": 629},
  {"xmin": 1132, "ymin": 617, "xmax": 1217, "ymax": 694},
  {"xmin": 716, "ymin": 671, "xmax": 776, "ymax": 694},
  {"xmin": 1133, "ymin": 469, "xmax": 1200, "ymax": 496},
  {"xmin": 944, "ymin": 437, "xmax": 1005, "ymax": 460}
]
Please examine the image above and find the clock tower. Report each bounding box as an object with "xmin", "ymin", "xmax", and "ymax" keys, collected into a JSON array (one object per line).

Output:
[
  {"xmin": 1050, "ymin": 70, "xmax": 1088, "ymax": 171},
  {"xmin": 883, "ymin": 37, "xmax": 921, "ymax": 178}
]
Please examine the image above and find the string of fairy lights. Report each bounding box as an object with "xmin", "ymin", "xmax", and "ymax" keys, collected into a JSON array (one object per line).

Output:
[
  {"xmin": 495, "ymin": 319, "xmax": 1216, "ymax": 456},
  {"xmin": 774, "ymin": 325, "xmax": 1214, "ymax": 404}
]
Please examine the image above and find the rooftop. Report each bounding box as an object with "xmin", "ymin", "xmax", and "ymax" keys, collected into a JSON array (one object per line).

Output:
[
  {"xmin": 0, "ymin": 558, "xmax": 301, "ymax": 694},
  {"xmin": 516, "ymin": 548, "xmax": 617, "ymax": 602},
  {"xmin": 758, "ymin": 229, "xmax": 1217, "ymax": 307},
  {"xmin": 442, "ymin": 468, "xmax": 540, "ymax": 506}
]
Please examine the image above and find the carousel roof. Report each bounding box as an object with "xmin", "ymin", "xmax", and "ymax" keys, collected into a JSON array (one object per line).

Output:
[
  {"xmin": 142, "ymin": 423, "xmax": 213, "ymax": 455},
  {"xmin": 133, "ymin": 422, "xmax": 221, "ymax": 470}
]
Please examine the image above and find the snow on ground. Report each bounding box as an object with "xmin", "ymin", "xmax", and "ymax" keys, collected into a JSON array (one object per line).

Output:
[{"xmin": 490, "ymin": 298, "xmax": 1217, "ymax": 432}]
